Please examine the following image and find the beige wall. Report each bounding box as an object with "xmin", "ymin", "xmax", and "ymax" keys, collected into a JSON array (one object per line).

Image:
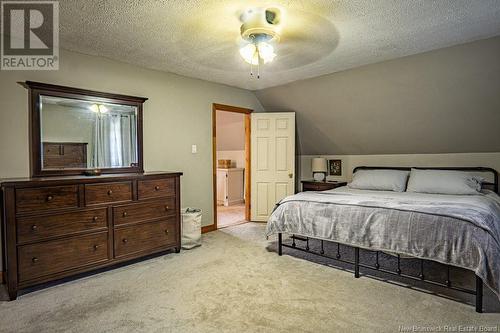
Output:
[
  {"xmin": 215, "ymin": 111, "xmax": 245, "ymax": 151},
  {"xmin": 42, "ymin": 104, "xmax": 94, "ymax": 144},
  {"xmin": 300, "ymin": 153, "xmax": 500, "ymax": 188},
  {"xmin": 0, "ymin": 50, "xmax": 263, "ymax": 236},
  {"xmin": 256, "ymin": 36, "xmax": 500, "ymax": 156},
  {"xmin": 216, "ymin": 111, "xmax": 246, "ymax": 169},
  {"xmin": 42, "ymin": 104, "xmax": 95, "ymax": 163}
]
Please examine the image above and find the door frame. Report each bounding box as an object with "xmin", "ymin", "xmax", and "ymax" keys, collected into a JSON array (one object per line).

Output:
[{"xmin": 202, "ymin": 103, "xmax": 253, "ymax": 233}]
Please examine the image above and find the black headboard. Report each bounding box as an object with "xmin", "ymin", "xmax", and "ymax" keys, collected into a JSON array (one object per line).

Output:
[{"xmin": 352, "ymin": 166, "xmax": 499, "ymax": 194}]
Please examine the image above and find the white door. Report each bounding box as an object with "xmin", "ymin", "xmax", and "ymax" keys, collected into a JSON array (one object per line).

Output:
[{"xmin": 251, "ymin": 112, "xmax": 295, "ymax": 221}]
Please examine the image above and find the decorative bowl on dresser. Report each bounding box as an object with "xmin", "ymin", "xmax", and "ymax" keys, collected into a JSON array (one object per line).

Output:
[
  {"xmin": 1, "ymin": 81, "xmax": 183, "ymax": 300},
  {"xmin": 301, "ymin": 180, "xmax": 348, "ymax": 192}
]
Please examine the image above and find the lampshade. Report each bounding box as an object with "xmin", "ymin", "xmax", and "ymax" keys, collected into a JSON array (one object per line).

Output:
[
  {"xmin": 311, "ymin": 157, "xmax": 327, "ymax": 173},
  {"xmin": 239, "ymin": 43, "xmax": 258, "ymax": 65},
  {"xmin": 239, "ymin": 41, "xmax": 276, "ymax": 65},
  {"xmin": 256, "ymin": 42, "xmax": 276, "ymax": 63}
]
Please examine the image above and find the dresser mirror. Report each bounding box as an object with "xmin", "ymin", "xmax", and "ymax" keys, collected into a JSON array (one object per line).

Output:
[{"xmin": 26, "ymin": 81, "xmax": 146, "ymax": 177}]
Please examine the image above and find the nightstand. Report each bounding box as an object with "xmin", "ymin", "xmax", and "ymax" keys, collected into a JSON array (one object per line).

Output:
[{"xmin": 301, "ymin": 180, "xmax": 348, "ymax": 192}]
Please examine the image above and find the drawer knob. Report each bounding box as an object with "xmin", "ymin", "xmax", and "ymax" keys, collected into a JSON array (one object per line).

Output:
[
  {"xmin": 93, "ymin": 245, "xmax": 99, "ymax": 250},
  {"xmin": 93, "ymin": 216, "xmax": 99, "ymax": 222},
  {"xmin": 107, "ymin": 190, "xmax": 113, "ymax": 195},
  {"xmin": 122, "ymin": 238, "xmax": 128, "ymax": 244},
  {"xmin": 165, "ymin": 205, "xmax": 169, "ymax": 211},
  {"xmin": 155, "ymin": 185, "xmax": 160, "ymax": 191},
  {"xmin": 46, "ymin": 195, "xmax": 54, "ymax": 202},
  {"xmin": 165, "ymin": 229, "xmax": 169, "ymax": 235},
  {"xmin": 122, "ymin": 211, "xmax": 128, "ymax": 217},
  {"xmin": 32, "ymin": 257, "xmax": 39, "ymax": 263},
  {"xmin": 31, "ymin": 225, "xmax": 38, "ymax": 231}
]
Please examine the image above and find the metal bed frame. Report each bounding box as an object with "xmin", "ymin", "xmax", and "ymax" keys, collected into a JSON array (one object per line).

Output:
[{"xmin": 276, "ymin": 166, "xmax": 499, "ymax": 313}]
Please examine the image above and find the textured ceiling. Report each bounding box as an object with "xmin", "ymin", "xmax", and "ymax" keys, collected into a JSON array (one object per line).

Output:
[
  {"xmin": 256, "ymin": 37, "xmax": 500, "ymax": 155},
  {"xmin": 59, "ymin": 0, "xmax": 500, "ymax": 90}
]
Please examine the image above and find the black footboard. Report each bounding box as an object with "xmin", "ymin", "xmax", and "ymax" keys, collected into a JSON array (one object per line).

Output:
[{"xmin": 277, "ymin": 233, "xmax": 483, "ymax": 313}]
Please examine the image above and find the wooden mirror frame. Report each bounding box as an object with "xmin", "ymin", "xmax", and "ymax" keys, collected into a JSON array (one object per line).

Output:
[{"xmin": 25, "ymin": 81, "xmax": 147, "ymax": 177}]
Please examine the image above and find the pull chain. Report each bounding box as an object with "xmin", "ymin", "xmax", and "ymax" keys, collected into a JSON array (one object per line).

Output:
[
  {"xmin": 256, "ymin": 46, "xmax": 260, "ymax": 79},
  {"xmin": 248, "ymin": 40, "xmax": 262, "ymax": 79}
]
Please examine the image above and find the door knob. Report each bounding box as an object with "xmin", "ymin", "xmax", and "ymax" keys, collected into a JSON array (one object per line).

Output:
[{"xmin": 288, "ymin": 173, "xmax": 293, "ymax": 179}]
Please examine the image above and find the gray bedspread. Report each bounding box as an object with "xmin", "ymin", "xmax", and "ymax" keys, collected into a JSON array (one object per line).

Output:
[{"xmin": 266, "ymin": 187, "xmax": 500, "ymax": 298}]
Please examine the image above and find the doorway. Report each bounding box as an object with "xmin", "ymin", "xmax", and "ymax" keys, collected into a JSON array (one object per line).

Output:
[{"xmin": 202, "ymin": 104, "xmax": 252, "ymax": 233}]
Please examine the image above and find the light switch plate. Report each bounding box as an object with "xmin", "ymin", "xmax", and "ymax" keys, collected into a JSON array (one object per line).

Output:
[{"xmin": 191, "ymin": 144, "xmax": 197, "ymax": 154}]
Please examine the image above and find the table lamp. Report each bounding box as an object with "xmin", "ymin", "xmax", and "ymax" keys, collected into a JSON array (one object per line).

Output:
[{"xmin": 312, "ymin": 157, "xmax": 327, "ymax": 181}]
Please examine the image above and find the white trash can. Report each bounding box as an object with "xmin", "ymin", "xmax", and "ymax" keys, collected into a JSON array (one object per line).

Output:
[{"xmin": 181, "ymin": 208, "xmax": 202, "ymax": 249}]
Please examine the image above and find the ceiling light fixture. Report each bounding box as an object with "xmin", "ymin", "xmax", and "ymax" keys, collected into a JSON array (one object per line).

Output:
[
  {"xmin": 239, "ymin": 7, "xmax": 282, "ymax": 78},
  {"xmin": 90, "ymin": 104, "xmax": 108, "ymax": 114},
  {"xmin": 239, "ymin": 41, "xmax": 276, "ymax": 65}
]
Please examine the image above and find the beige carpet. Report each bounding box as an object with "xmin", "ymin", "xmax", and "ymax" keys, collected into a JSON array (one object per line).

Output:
[
  {"xmin": 217, "ymin": 204, "xmax": 245, "ymax": 228},
  {"xmin": 1, "ymin": 223, "xmax": 499, "ymax": 333}
]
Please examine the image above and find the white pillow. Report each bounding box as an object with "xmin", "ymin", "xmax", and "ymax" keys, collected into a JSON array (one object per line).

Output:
[
  {"xmin": 348, "ymin": 169, "xmax": 410, "ymax": 192},
  {"xmin": 406, "ymin": 169, "xmax": 482, "ymax": 195}
]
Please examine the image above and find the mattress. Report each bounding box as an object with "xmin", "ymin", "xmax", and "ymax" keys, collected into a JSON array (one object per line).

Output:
[{"xmin": 266, "ymin": 187, "xmax": 500, "ymax": 298}]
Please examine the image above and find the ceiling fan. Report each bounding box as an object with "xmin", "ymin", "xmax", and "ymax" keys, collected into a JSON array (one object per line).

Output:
[
  {"xmin": 238, "ymin": 7, "xmax": 282, "ymax": 78},
  {"xmin": 236, "ymin": 5, "xmax": 338, "ymax": 79}
]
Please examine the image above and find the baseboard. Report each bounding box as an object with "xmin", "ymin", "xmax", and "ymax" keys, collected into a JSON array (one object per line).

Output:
[{"xmin": 201, "ymin": 224, "xmax": 217, "ymax": 234}]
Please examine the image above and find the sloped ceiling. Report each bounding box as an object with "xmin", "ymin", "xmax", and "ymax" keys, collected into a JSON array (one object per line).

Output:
[
  {"xmin": 255, "ymin": 37, "xmax": 500, "ymax": 155},
  {"xmin": 57, "ymin": 0, "xmax": 500, "ymax": 90}
]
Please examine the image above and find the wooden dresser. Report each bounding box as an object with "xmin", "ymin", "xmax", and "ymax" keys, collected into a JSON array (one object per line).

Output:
[
  {"xmin": 1, "ymin": 172, "xmax": 182, "ymax": 300},
  {"xmin": 42, "ymin": 142, "xmax": 88, "ymax": 169}
]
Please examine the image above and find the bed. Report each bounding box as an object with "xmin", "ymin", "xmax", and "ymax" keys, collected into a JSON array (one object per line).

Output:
[{"xmin": 266, "ymin": 167, "xmax": 500, "ymax": 313}]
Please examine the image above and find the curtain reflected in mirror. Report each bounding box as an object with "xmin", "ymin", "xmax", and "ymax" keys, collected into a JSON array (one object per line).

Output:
[
  {"xmin": 40, "ymin": 95, "xmax": 138, "ymax": 170},
  {"xmin": 94, "ymin": 111, "xmax": 137, "ymax": 168}
]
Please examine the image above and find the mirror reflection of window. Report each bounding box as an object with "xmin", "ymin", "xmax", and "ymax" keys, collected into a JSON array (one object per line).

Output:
[
  {"xmin": 40, "ymin": 96, "xmax": 138, "ymax": 170},
  {"xmin": 91, "ymin": 103, "xmax": 137, "ymax": 168}
]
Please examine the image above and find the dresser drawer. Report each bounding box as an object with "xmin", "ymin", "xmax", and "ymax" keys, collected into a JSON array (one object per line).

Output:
[
  {"xmin": 113, "ymin": 198, "xmax": 176, "ymax": 226},
  {"xmin": 302, "ymin": 183, "xmax": 323, "ymax": 191},
  {"xmin": 138, "ymin": 178, "xmax": 175, "ymax": 200},
  {"xmin": 16, "ymin": 186, "xmax": 78, "ymax": 213},
  {"xmin": 114, "ymin": 219, "xmax": 177, "ymax": 258},
  {"xmin": 85, "ymin": 182, "xmax": 132, "ymax": 206},
  {"xmin": 18, "ymin": 232, "xmax": 109, "ymax": 282},
  {"xmin": 301, "ymin": 181, "xmax": 347, "ymax": 192},
  {"xmin": 17, "ymin": 208, "xmax": 108, "ymax": 244}
]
